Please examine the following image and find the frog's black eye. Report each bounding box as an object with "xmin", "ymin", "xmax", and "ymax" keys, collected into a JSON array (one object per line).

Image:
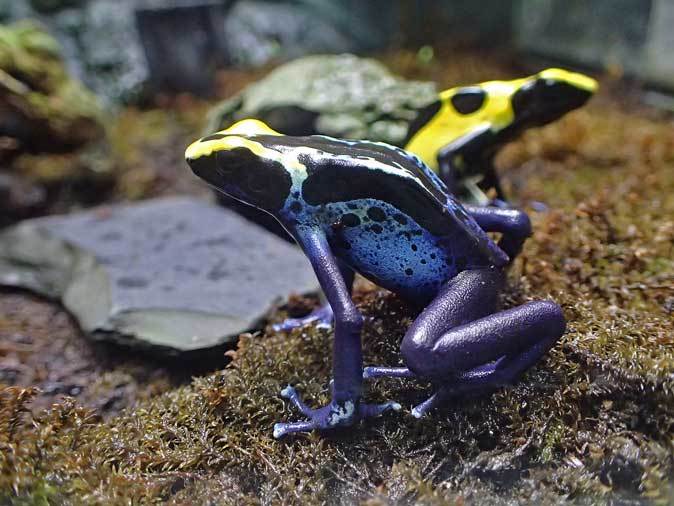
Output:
[{"xmin": 450, "ymin": 87, "xmax": 486, "ymax": 115}]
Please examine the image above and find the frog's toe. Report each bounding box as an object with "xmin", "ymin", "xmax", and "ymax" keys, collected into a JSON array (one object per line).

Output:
[
  {"xmin": 411, "ymin": 391, "xmax": 443, "ymax": 419},
  {"xmin": 363, "ymin": 366, "xmax": 415, "ymax": 380},
  {"xmin": 272, "ymin": 303, "xmax": 334, "ymax": 332},
  {"xmin": 279, "ymin": 385, "xmax": 313, "ymax": 417},
  {"xmin": 411, "ymin": 365, "xmax": 508, "ymax": 418},
  {"xmin": 359, "ymin": 400, "xmax": 402, "ymax": 418},
  {"xmin": 273, "ymin": 420, "xmax": 314, "ymax": 439}
]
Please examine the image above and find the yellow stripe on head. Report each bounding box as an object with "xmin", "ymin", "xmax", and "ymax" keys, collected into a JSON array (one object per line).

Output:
[
  {"xmin": 185, "ymin": 119, "xmax": 282, "ymax": 161},
  {"xmin": 537, "ymin": 68, "xmax": 598, "ymax": 93},
  {"xmin": 219, "ymin": 118, "xmax": 282, "ymax": 137}
]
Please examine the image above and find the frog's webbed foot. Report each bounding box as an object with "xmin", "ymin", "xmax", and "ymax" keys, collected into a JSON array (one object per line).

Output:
[
  {"xmin": 273, "ymin": 385, "xmax": 401, "ymax": 438},
  {"xmin": 272, "ymin": 303, "xmax": 334, "ymax": 332},
  {"xmin": 410, "ymin": 359, "xmax": 509, "ymax": 418},
  {"xmin": 362, "ymin": 362, "xmax": 509, "ymax": 417}
]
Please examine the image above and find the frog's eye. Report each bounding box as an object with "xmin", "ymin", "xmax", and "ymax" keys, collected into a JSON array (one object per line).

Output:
[{"xmin": 450, "ymin": 87, "xmax": 487, "ymax": 115}]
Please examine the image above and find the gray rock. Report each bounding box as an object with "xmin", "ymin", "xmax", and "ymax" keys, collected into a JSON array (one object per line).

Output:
[
  {"xmin": 0, "ymin": 0, "xmax": 149, "ymax": 103},
  {"xmin": 206, "ymin": 54, "xmax": 438, "ymax": 146},
  {"xmin": 0, "ymin": 173, "xmax": 47, "ymax": 227},
  {"xmin": 222, "ymin": 1, "xmax": 369, "ymax": 68},
  {"xmin": 0, "ymin": 197, "xmax": 319, "ymax": 353}
]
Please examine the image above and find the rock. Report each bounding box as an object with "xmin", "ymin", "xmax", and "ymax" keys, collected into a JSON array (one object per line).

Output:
[
  {"xmin": 222, "ymin": 1, "xmax": 365, "ymax": 67},
  {"xmin": 0, "ymin": 20, "xmax": 105, "ymax": 155},
  {"xmin": 222, "ymin": 0, "xmax": 398, "ymax": 67},
  {"xmin": 69, "ymin": 0, "xmax": 150, "ymax": 103},
  {"xmin": 135, "ymin": 2, "xmax": 233, "ymax": 96},
  {"xmin": 0, "ymin": 197, "xmax": 319, "ymax": 354},
  {"xmin": 206, "ymin": 54, "xmax": 438, "ymax": 146},
  {"xmin": 0, "ymin": 0, "xmax": 149, "ymax": 103},
  {"xmin": 0, "ymin": 172, "xmax": 47, "ymax": 226}
]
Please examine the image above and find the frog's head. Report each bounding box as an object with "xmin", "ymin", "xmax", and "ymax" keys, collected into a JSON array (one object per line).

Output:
[
  {"xmin": 185, "ymin": 119, "xmax": 292, "ymax": 212},
  {"xmin": 511, "ymin": 68, "xmax": 598, "ymax": 127}
]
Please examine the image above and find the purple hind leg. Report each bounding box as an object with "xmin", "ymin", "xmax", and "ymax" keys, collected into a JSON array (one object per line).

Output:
[{"xmin": 399, "ymin": 268, "xmax": 565, "ymax": 417}]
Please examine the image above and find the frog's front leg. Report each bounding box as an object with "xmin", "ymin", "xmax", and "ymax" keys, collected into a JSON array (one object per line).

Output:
[
  {"xmin": 437, "ymin": 126, "xmax": 495, "ymax": 205},
  {"xmin": 476, "ymin": 154, "xmax": 509, "ymax": 204},
  {"xmin": 273, "ymin": 230, "xmax": 400, "ymax": 438},
  {"xmin": 272, "ymin": 260, "xmax": 353, "ymax": 332},
  {"xmin": 400, "ymin": 268, "xmax": 565, "ymax": 418}
]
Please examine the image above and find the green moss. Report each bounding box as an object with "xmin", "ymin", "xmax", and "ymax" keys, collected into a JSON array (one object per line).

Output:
[
  {"xmin": 0, "ymin": 20, "xmax": 104, "ymax": 153},
  {"xmin": 1, "ymin": 53, "xmax": 673, "ymax": 504}
]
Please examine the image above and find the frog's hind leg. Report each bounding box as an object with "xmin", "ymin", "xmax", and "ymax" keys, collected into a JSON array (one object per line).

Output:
[
  {"xmin": 401, "ymin": 268, "xmax": 565, "ymax": 417},
  {"xmin": 273, "ymin": 260, "xmax": 354, "ymax": 332}
]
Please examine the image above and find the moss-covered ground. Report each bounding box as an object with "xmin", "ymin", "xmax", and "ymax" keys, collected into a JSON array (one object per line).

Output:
[{"xmin": 1, "ymin": 49, "xmax": 673, "ymax": 504}]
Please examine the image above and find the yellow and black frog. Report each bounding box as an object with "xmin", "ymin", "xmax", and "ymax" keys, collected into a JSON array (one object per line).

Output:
[{"xmin": 403, "ymin": 68, "xmax": 598, "ymax": 205}]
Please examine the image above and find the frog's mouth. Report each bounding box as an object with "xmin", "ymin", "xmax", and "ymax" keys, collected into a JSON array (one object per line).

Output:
[{"xmin": 186, "ymin": 153, "xmax": 248, "ymax": 203}]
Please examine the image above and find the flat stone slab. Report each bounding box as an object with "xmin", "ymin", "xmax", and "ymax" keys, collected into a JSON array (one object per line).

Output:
[{"xmin": 0, "ymin": 197, "xmax": 318, "ymax": 354}]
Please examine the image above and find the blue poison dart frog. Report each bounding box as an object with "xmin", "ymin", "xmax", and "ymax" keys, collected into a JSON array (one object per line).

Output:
[
  {"xmin": 185, "ymin": 119, "xmax": 566, "ymax": 438},
  {"xmin": 403, "ymin": 68, "xmax": 598, "ymax": 205}
]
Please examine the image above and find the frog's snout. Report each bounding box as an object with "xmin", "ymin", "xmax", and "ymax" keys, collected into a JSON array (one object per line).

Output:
[
  {"xmin": 185, "ymin": 140, "xmax": 199, "ymax": 162},
  {"xmin": 512, "ymin": 75, "xmax": 596, "ymax": 125},
  {"xmin": 184, "ymin": 143, "xmax": 212, "ymax": 178},
  {"xmin": 549, "ymin": 81, "xmax": 594, "ymax": 111}
]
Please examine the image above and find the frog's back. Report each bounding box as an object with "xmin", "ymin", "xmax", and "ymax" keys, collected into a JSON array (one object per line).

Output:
[{"xmin": 255, "ymin": 134, "xmax": 507, "ymax": 299}]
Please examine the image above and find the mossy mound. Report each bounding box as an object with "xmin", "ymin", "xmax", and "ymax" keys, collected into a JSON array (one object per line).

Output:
[
  {"xmin": 0, "ymin": 20, "xmax": 104, "ymax": 157},
  {"xmin": 0, "ymin": 20, "xmax": 110, "ymax": 220},
  {"xmin": 1, "ymin": 54, "xmax": 673, "ymax": 503}
]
